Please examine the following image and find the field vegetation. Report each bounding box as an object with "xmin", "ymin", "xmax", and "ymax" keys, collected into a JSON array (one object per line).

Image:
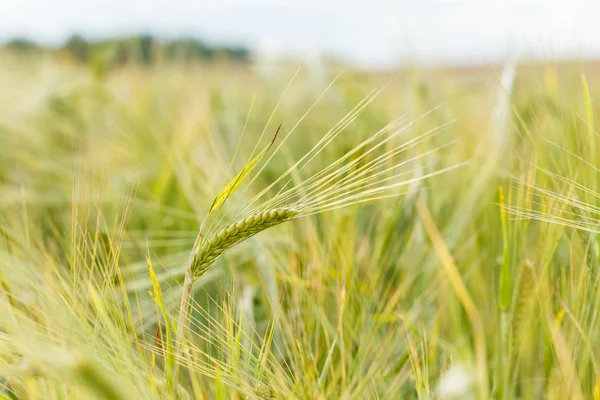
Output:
[{"xmin": 1, "ymin": 51, "xmax": 600, "ymax": 399}]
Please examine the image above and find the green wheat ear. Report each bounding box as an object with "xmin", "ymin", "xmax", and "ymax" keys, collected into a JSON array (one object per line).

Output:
[
  {"xmin": 190, "ymin": 207, "xmax": 298, "ymax": 279},
  {"xmin": 511, "ymin": 260, "xmax": 535, "ymax": 364}
]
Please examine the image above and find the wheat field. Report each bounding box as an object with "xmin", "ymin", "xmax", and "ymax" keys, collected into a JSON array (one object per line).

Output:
[{"xmin": 2, "ymin": 51, "xmax": 600, "ymax": 399}]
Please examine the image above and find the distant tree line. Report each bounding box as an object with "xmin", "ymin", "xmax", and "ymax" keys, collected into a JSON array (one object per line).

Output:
[{"xmin": 4, "ymin": 34, "xmax": 250, "ymax": 65}]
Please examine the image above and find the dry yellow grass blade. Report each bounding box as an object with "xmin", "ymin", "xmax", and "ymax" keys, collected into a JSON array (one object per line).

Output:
[
  {"xmin": 416, "ymin": 199, "xmax": 489, "ymax": 400},
  {"xmin": 208, "ymin": 125, "xmax": 281, "ymax": 216},
  {"xmin": 539, "ymin": 284, "xmax": 585, "ymax": 400}
]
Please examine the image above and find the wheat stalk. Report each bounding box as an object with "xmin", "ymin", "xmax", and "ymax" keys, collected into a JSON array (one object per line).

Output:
[{"xmin": 174, "ymin": 208, "xmax": 298, "ymax": 379}]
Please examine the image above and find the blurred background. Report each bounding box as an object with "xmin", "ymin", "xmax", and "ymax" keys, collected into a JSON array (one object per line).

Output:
[{"xmin": 1, "ymin": 0, "xmax": 598, "ymax": 68}]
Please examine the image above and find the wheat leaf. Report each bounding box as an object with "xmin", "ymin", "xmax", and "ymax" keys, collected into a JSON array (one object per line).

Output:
[{"xmin": 208, "ymin": 125, "xmax": 281, "ymax": 215}]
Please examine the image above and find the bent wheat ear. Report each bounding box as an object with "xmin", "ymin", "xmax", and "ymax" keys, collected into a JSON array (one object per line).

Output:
[
  {"xmin": 174, "ymin": 100, "xmax": 460, "ymax": 382},
  {"xmin": 190, "ymin": 207, "xmax": 298, "ymax": 279}
]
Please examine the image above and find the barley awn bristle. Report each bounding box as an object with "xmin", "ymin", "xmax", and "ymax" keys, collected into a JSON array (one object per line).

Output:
[{"xmin": 191, "ymin": 207, "xmax": 298, "ymax": 279}]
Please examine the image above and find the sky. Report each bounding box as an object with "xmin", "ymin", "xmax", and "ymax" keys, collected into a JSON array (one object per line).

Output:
[{"xmin": 1, "ymin": 1, "xmax": 599, "ymax": 67}]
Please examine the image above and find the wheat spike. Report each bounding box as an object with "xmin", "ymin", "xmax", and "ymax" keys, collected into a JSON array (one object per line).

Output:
[
  {"xmin": 511, "ymin": 260, "xmax": 535, "ymax": 364},
  {"xmin": 190, "ymin": 207, "xmax": 298, "ymax": 279}
]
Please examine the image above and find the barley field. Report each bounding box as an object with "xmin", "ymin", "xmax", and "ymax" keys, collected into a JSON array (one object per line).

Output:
[{"xmin": 1, "ymin": 51, "xmax": 600, "ymax": 399}]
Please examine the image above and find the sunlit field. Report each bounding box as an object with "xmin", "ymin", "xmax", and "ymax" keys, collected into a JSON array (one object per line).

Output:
[{"xmin": 2, "ymin": 51, "xmax": 600, "ymax": 399}]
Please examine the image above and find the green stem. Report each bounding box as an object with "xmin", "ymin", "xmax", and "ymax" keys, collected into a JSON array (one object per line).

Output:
[{"xmin": 174, "ymin": 237, "xmax": 200, "ymax": 384}]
